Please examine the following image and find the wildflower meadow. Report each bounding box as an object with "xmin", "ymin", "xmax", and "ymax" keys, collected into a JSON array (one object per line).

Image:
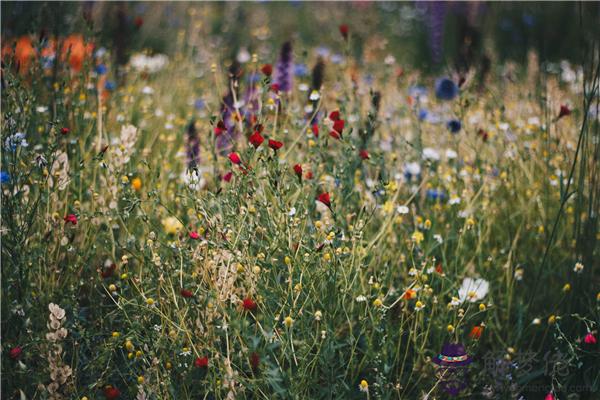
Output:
[{"xmin": 1, "ymin": 2, "xmax": 599, "ymax": 399}]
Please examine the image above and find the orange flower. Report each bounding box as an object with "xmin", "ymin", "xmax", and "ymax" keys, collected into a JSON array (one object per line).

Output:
[
  {"xmin": 403, "ymin": 289, "xmax": 417, "ymax": 300},
  {"xmin": 15, "ymin": 36, "xmax": 36, "ymax": 74},
  {"xmin": 469, "ymin": 325, "xmax": 484, "ymax": 340},
  {"xmin": 61, "ymin": 34, "xmax": 93, "ymax": 72}
]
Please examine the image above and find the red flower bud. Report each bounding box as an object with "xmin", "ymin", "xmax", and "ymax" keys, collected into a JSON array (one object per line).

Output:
[
  {"xmin": 268, "ymin": 139, "xmax": 283, "ymax": 150},
  {"xmin": 222, "ymin": 171, "xmax": 233, "ymax": 182},
  {"xmin": 134, "ymin": 17, "xmax": 144, "ymax": 28},
  {"xmin": 103, "ymin": 386, "xmax": 121, "ymax": 400},
  {"xmin": 584, "ymin": 332, "xmax": 597, "ymax": 345},
  {"xmin": 558, "ymin": 104, "xmax": 571, "ymax": 119},
  {"xmin": 317, "ymin": 192, "xmax": 331, "ymax": 207},
  {"xmin": 311, "ymin": 123, "xmax": 319, "ymax": 138},
  {"xmin": 242, "ymin": 297, "xmax": 257, "ymax": 311},
  {"xmin": 60, "ymin": 127, "xmax": 70, "ymax": 135},
  {"xmin": 293, "ymin": 164, "xmax": 303, "ymax": 177},
  {"xmin": 228, "ymin": 152, "xmax": 241, "ymax": 165},
  {"xmin": 261, "ymin": 64, "xmax": 273, "ymax": 76},
  {"xmin": 249, "ymin": 131, "xmax": 264, "ymax": 148},
  {"xmin": 180, "ymin": 288, "xmax": 193, "ymax": 298},
  {"xmin": 214, "ymin": 121, "xmax": 226, "ymax": 136},
  {"xmin": 329, "ymin": 110, "xmax": 340, "ymax": 121},
  {"xmin": 339, "ymin": 24, "xmax": 349, "ymax": 39},
  {"xmin": 9, "ymin": 346, "xmax": 22, "ymax": 360},
  {"xmin": 194, "ymin": 356, "xmax": 209, "ymax": 368},
  {"xmin": 359, "ymin": 150, "xmax": 370, "ymax": 160}
]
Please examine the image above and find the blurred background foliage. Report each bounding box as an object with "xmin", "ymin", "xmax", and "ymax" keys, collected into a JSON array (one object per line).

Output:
[{"xmin": 2, "ymin": 1, "xmax": 599, "ymax": 70}]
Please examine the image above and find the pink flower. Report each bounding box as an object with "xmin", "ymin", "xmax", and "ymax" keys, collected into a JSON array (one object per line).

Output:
[
  {"xmin": 584, "ymin": 332, "xmax": 597, "ymax": 344},
  {"xmin": 189, "ymin": 231, "xmax": 200, "ymax": 240},
  {"xmin": 64, "ymin": 214, "xmax": 78, "ymax": 225},
  {"xmin": 544, "ymin": 392, "xmax": 555, "ymax": 400}
]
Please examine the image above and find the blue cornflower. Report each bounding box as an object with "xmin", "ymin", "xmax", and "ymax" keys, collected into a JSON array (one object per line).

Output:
[
  {"xmin": 447, "ymin": 119, "xmax": 462, "ymax": 133},
  {"xmin": 105, "ymin": 81, "xmax": 116, "ymax": 91},
  {"xmin": 0, "ymin": 171, "xmax": 10, "ymax": 184},
  {"xmin": 435, "ymin": 77, "xmax": 459, "ymax": 101},
  {"xmin": 294, "ymin": 63, "xmax": 309, "ymax": 77},
  {"xmin": 95, "ymin": 64, "xmax": 108, "ymax": 75},
  {"xmin": 426, "ymin": 188, "xmax": 447, "ymax": 201},
  {"xmin": 194, "ymin": 99, "xmax": 206, "ymax": 110}
]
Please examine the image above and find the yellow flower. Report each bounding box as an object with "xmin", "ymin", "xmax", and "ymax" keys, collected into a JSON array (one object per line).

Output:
[
  {"xmin": 284, "ymin": 316, "xmax": 294, "ymax": 328},
  {"xmin": 479, "ymin": 303, "xmax": 487, "ymax": 312},
  {"xmin": 108, "ymin": 284, "xmax": 117, "ymax": 292},
  {"xmin": 411, "ymin": 231, "xmax": 424, "ymax": 245},
  {"xmin": 382, "ymin": 201, "xmax": 394, "ymax": 215},
  {"xmin": 359, "ymin": 379, "xmax": 369, "ymax": 392},
  {"xmin": 162, "ymin": 216, "xmax": 183, "ymax": 235},
  {"xmin": 414, "ymin": 301, "xmax": 425, "ymax": 311},
  {"xmin": 125, "ymin": 340, "xmax": 134, "ymax": 351},
  {"xmin": 137, "ymin": 376, "xmax": 144, "ymax": 384},
  {"xmin": 131, "ymin": 177, "xmax": 142, "ymax": 191},
  {"xmin": 284, "ymin": 256, "xmax": 292, "ymax": 266},
  {"xmin": 112, "ymin": 331, "xmax": 120, "ymax": 338},
  {"xmin": 548, "ymin": 315, "xmax": 556, "ymax": 325},
  {"xmin": 562, "ymin": 283, "xmax": 571, "ymax": 292},
  {"xmin": 373, "ymin": 298, "xmax": 383, "ymax": 307},
  {"xmin": 146, "ymin": 298, "xmax": 155, "ymax": 306},
  {"xmin": 447, "ymin": 324, "xmax": 455, "ymax": 333}
]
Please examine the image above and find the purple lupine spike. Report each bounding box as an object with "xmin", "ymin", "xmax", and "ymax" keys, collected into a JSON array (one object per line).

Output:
[
  {"xmin": 186, "ymin": 120, "xmax": 200, "ymax": 168},
  {"xmin": 274, "ymin": 41, "xmax": 293, "ymax": 93},
  {"xmin": 420, "ymin": 1, "xmax": 448, "ymax": 64}
]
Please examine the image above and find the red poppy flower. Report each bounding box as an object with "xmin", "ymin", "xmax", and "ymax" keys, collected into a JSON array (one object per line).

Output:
[
  {"xmin": 317, "ymin": 192, "xmax": 331, "ymax": 207},
  {"xmin": 271, "ymin": 83, "xmax": 280, "ymax": 92},
  {"xmin": 305, "ymin": 171, "xmax": 314, "ymax": 180},
  {"xmin": 194, "ymin": 356, "xmax": 209, "ymax": 368},
  {"xmin": 103, "ymin": 386, "xmax": 121, "ymax": 400},
  {"xmin": 359, "ymin": 150, "xmax": 370, "ymax": 160},
  {"xmin": 293, "ymin": 164, "xmax": 303, "ymax": 177},
  {"xmin": 339, "ymin": 24, "xmax": 349, "ymax": 39},
  {"xmin": 189, "ymin": 231, "xmax": 200, "ymax": 240},
  {"xmin": 228, "ymin": 152, "xmax": 242, "ymax": 165},
  {"xmin": 64, "ymin": 214, "xmax": 78, "ymax": 225},
  {"xmin": 60, "ymin": 127, "xmax": 70, "ymax": 135},
  {"xmin": 261, "ymin": 64, "xmax": 273, "ymax": 76},
  {"xmin": 214, "ymin": 121, "xmax": 226, "ymax": 136},
  {"xmin": 311, "ymin": 123, "xmax": 319, "ymax": 138},
  {"xmin": 268, "ymin": 139, "xmax": 283, "ymax": 150},
  {"xmin": 242, "ymin": 297, "xmax": 257, "ymax": 311},
  {"xmin": 249, "ymin": 131, "xmax": 264, "ymax": 148},
  {"xmin": 9, "ymin": 346, "xmax": 22, "ymax": 360},
  {"xmin": 250, "ymin": 352, "xmax": 260, "ymax": 370},
  {"xmin": 329, "ymin": 110, "xmax": 341, "ymax": 121},
  {"xmin": 134, "ymin": 16, "xmax": 144, "ymax": 28},
  {"xmin": 180, "ymin": 288, "xmax": 193, "ymax": 298},
  {"xmin": 469, "ymin": 325, "xmax": 484, "ymax": 340},
  {"xmin": 558, "ymin": 105, "xmax": 571, "ymax": 119},
  {"xmin": 223, "ymin": 171, "xmax": 233, "ymax": 182},
  {"xmin": 435, "ymin": 263, "xmax": 444, "ymax": 275}
]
